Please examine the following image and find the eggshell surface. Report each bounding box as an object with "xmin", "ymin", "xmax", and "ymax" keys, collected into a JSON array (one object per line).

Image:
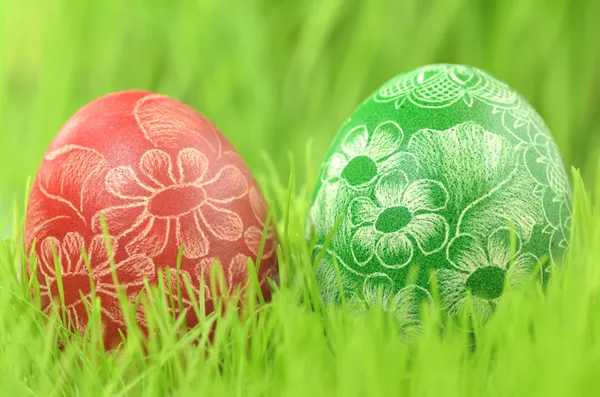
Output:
[
  {"xmin": 25, "ymin": 91, "xmax": 277, "ymax": 346},
  {"xmin": 307, "ymin": 64, "xmax": 571, "ymax": 322}
]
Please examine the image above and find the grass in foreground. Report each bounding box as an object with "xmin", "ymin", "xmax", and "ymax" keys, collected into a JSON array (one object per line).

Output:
[
  {"xmin": 1, "ymin": 163, "xmax": 600, "ymax": 397},
  {"xmin": 2, "ymin": 0, "xmax": 600, "ymax": 395}
]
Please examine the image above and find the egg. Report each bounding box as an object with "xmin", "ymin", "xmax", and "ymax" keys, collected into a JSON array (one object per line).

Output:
[
  {"xmin": 307, "ymin": 64, "xmax": 571, "ymax": 323},
  {"xmin": 25, "ymin": 91, "xmax": 278, "ymax": 346}
]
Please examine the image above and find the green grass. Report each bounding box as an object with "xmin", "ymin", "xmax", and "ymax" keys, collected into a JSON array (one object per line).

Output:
[{"xmin": 2, "ymin": 0, "xmax": 600, "ymax": 395}]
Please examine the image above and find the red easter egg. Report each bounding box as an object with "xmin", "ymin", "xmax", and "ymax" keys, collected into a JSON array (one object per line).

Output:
[{"xmin": 25, "ymin": 91, "xmax": 278, "ymax": 347}]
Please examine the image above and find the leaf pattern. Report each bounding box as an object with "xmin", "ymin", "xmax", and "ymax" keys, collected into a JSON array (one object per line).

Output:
[{"xmin": 37, "ymin": 145, "xmax": 109, "ymax": 224}]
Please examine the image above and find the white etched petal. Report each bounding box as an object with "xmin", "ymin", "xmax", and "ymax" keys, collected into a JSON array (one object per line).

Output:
[
  {"xmin": 322, "ymin": 153, "xmax": 348, "ymax": 181},
  {"xmin": 88, "ymin": 235, "xmax": 118, "ymax": 266},
  {"xmin": 349, "ymin": 197, "xmax": 378, "ymax": 226},
  {"xmin": 393, "ymin": 285, "xmax": 433, "ymax": 325},
  {"xmin": 350, "ymin": 226, "xmax": 378, "ymax": 266},
  {"xmin": 249, "ymin": 187, "xmax": 268, "ymax": 224},
  {"xmin": 106, "ymin": 166, "xmax": 153, "ymax": 199},
  {"xmin": 402, "ymin": 179, "xmax": 449, "ymax": 212},
  {"xmin": 447, "ymin": 234, "xmax": 488, "ymax": 272},
  {"xmin": 140, "ymin": 149, "xmax": 176, "ymax": 188},
  {"xmin": 375, "ymin": 171, "xmax": 408, "ymax": 207},
  {"xmin": 342, "ymin": 125, "xmax": 369, "ymax": 157},
  {"xmin": 177, "ymin": 148, "xmax": 208, "ymax": 184},
  {"xmin": 126, "ymin": 217, "xmax": 170, "ymax": 258},
  {"xmin": 177, "ymin": 212, "xmax": 210, "ymax": 259},
  {"xmin": 404, "ymin": 213, "xmax": 449, "ymax": 254},
  {"xmin": 109, "ymin": 255, "xmax": 156, "ymax": 287},
  {"xmin": 194, "ymin": 258, "xmax": 217, "ymax": 301},
  {"xmin": 470, "ymin": 296, "xmax": 495, "ymax": 323},
  {"xmin": 198, "ymin": 203, "xmax": 244, "ymax": 241},
  {"xmin": 488, "ymin": 227, "xmax": 522, "ymax": 270},
  {"xmin": 376, "ymin": 233, "xmax": 413, "ymax": 269},
  {"xmin": 92, "ymin": 203, "xmax": 147, "ymax": 236},
  {"xmin": 244, "ymin": 226, "xmax": 276, "ymax": 259},
  {"xmin": 435, "ymin": 268, "xmax": 468, "ymax": 316},
  {"xmin": 204, "ymin": 165, "xmax": 248, "ymax": 203},
  {"xmin": 377, "ymin": 151, "xmax": 418, "ymax": 175},
  {"xmin": 244, "ymin": 226, "xmax": 262, "ymax": 257},
  {"xmin": 40, "ymin": 236, "xmax": 62, "ymax": 277},
  {"xmin": 315, "ymin": 254, "xmax": 343, "ymax": 305},
  {"xmin": 62, "ymin": 232, "xmax": 85, "ymax": 273},
  {"xmin": 228, "ymin": 254, "xmax": 249, "ymax": 287},
  {"xmin": 363, "ymin": 273, "xmax": 395, "ymax": 308},
  {"xmin": 366, "ymin": 121, "xmax": 403, "ymax": 160},
  {"xmin": 507, "ymin": 253, "xmax": 540, "ymax": 287}
]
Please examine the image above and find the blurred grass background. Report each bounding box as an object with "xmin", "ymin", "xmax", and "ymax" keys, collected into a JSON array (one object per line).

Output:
[
  {"xmin": 1, "ymin": 1, "xmax": 600, "ymax": 395},
  {"xmin": 1, "ymin": 0, "xmax": 599, "ymax": 213}
]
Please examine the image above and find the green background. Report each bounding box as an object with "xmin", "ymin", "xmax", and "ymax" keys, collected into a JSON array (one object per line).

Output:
[
  {"xmin": 2, "ymin": 1, "xmax": 600, "ymax": 396},
  {"xmin": 1, "ymin": 0, "xmax": 599, "ymax": 215}
]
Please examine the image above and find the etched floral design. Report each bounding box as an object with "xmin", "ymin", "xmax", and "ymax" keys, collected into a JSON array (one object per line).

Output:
[
  {"xmin": 322, "ymin": 121, "xmax": 415, "ymax": 189},
  {"xmin": 197, "ymin": 254, "xmax": 250, "ymax": 297},
  {"xmin": 546, "ymin": 200, "xmax": 571, "ymax": 267},
  {"xmin": 38, "ymin": 232, "xmax": 155, "ymax": 331},
  {"xmin": 135, "ymin": 94, "xmax": 224, "ymax": 157},
  {"xmin": 521, "ymin": 130, "xmax": 572, "ymax": 266},
  {"xmin": 312, "ymin": 247, "xmax": 355, "ymax": 305},
  {"xmin": 35, "ymin": 145, "xmax": 109, "ymax": 226},
  {"xmin": 161, "ymin": 254, "xmax": 242, "ymax": 303},
  {"xmin": 525, "ymin": 132, "xmax": 571, "ymax": 201},
  {"xmin": 166, "ymin": 253, "xmax": 270, "ymax": 306},
  {"xmin": 436, "ymin": 228, "xmax": 540, "ymax": 321},
  {"xmin": 244, "ymin": 187, "xmax": 276, "ymax": 259},
  {"xmin": 505, "ymin": 100, "xmax": 549, "ymax": 134},
  {"xmin": 375, "ymin": 64, "xmax": 519, "ymax": 110},
  {"xmin": 93, "ymin": 148, "xmax": 248, "ymax": 259},
  {"xmin": 361, "ymin": 273, "xmax": 433, "ymax": 326},
  {"xmin": 349, "ymin": 170, "xmax": 449, "ymax": 268}
]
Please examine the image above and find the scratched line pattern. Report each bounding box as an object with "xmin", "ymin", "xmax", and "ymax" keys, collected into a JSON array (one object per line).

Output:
[{"xmin": 25, "ymin": 91, "xmax": 278, "ymax": 346}]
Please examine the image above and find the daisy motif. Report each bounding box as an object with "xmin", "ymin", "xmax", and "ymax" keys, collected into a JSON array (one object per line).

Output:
[
  {"xmin": 322, "ymin": 121, "xmax": 416, "ymax": 188},
  {"xmin": 38, "ymin": 232, "xmax": 155, "ymax": 331},
  {"xmin": 349, "ymin": 170, "xmax": 449, "ymax": 268},
  {"xmin": 94, "ymin": 148, "xmax": 248, "ymax": 259},
  {"xmin": 435, "ymin": 227, "xmax": 541, "ymax": 321}
]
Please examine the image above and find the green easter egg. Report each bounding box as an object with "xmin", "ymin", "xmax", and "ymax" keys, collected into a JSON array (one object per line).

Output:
[{"xmin": 307, "ymin": 64, "xmax": 571, "ymax": 322}]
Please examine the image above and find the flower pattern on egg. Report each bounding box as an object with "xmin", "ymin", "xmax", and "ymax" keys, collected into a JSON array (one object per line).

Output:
[
  {"xmin": 38, "ymin": 232, "xmax": 155, "ymax": 332},
  {"xmin": 361, "ymin": 273, "xmax": 433, "ymax": 326},
  {"xmin": 307, "ymin": 64, "xmax": 571, "ymax": 327},
  {"xmin": 161, "ymin": 254, "xmax": 249, "ymax": 305},
  {"xmin": 162, "ymin": 253, "xmax": 276, "ymax": 311},
  {"xmin": 93, "ymin": 148, "xmax": 248, "ymax": 259},
  {"xmin": 321, "ymin": 121, "xmax": 416, "ymax": 189},
  {"xmin": 349, "ymin": 170, "xmax": 449, "ymax": 268},
  {"xmin": 25, "ymin": 91, "xmax": 279, "ymax": 347},
  {"xmin": 435, "ymin": 228, "xmax": 540, "ymax": 321}
]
